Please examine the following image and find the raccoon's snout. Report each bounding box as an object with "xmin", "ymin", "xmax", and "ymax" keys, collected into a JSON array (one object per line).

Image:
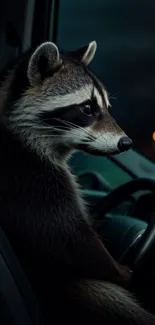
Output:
[{"xmin": 117, "ymin": 136, "xmax": 132, "ymax": 152}]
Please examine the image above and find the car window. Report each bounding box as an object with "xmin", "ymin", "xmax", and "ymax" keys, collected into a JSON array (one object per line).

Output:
[
  {"xmin": 70, "ymin": 152, "xmax": 133, "ymax": 189},
  {"xmin": 0, "ymin": 0, "xmax": 34, "ymax": 70},
  {"xmin": 57, "ymin": 0, "xmax": 155, "ymax": 163}
]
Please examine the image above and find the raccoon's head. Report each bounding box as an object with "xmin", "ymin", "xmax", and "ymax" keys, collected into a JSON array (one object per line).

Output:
[{"xmin": 4, "ymin": 41, "xmax": 132, "ymax": 162}]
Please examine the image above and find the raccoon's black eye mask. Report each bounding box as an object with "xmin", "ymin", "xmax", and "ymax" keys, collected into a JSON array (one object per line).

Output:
[{"xmin": 39, "ymin": 98, "xmax": 101, "ymax": 129}]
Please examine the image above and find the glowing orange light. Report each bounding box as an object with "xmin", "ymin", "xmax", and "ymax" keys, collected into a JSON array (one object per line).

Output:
[{"xmin": 152, "ymin": 132, "xmax": 155, "ymax": 141}]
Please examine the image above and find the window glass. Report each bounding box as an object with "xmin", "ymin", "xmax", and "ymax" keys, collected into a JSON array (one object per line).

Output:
[
  {"xmin": 57, "ymin": 0, "xmax": 155, "ymax": 162},
  {"xmin": 70, "ymin": 152, "xmax": 133, "ymax": 189}
]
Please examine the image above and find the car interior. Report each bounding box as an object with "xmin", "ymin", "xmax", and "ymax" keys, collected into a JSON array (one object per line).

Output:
[{"xmin": 1, "ymin": 0, "xmax": 155, "ymax": 323}]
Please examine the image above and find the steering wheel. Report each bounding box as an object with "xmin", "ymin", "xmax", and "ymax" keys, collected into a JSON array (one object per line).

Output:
[{"xmin": 94, "ymin": 178, "xmax": 155, "ymax": 275}]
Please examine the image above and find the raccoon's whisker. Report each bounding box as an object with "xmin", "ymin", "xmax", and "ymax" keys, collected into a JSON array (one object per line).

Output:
[
  {"xmin": 109, "ymin": 93, "xmax": 120, "ymax": 101},
  {"xmin": 15, "ymin": 123, "xmax": 70, "ymax": 132},
  {"xmin": 14, "ymin": 123, "xmax": 37, "ymax": 128},
  {"xmin": 14, "ymin": 119, "xmax": 72, "ymax": 131},
  {"xmin": 52, "ymin": 118, "xmax": 78, "ymax": 129},
  {"xmin": 32, "ymin": 134, "xmax": 64, "ymax": 138},
  {"xmin": 43, "ymin": 126, "xmax": 71, "ymax": 132},
  {"xmin": 53, "ymin": 118, "xmax": 96, "ymax": 141},
  {"xmin": 12, "ymin": 119, "xmax": 96, "ymax": 142},
  {"xmin": 11, "ymin": 116, "xmax": 95, "ymax": 140},
  {"xmin": 41, "ymin": 121, "xmax": 71, "ymax": 131},
  {"xmin": 56, "ymin": 120, "xmax": 95, "ymax": 141},
  {"xmin": 17, "ymin": 122, "xmax": 95, "ymax": 141},
  {"xmin": 9, "ymin": 114, "xmax": 35, "ymax": 122},
  {"xmin": 34, "ymin": 134, "xmax": 93, "ymax": 144}
]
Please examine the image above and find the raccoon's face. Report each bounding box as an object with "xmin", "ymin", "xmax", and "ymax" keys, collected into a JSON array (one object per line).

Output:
[{"xmin": 6, "ymin": 41, "xmax": 132, "ymax": 161}]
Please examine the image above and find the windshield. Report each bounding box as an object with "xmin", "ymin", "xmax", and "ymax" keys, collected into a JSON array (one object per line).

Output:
[{"xmin": 57, "ymin": 0, "xmax": 155, "ymax": 162}]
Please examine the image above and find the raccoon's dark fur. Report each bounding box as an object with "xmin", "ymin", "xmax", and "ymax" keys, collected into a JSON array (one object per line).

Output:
[{"xmin": 0, "ymin": 41, "xmax": 154, "ymax": 324}]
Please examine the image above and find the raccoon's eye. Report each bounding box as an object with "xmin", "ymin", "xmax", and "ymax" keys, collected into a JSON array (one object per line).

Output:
[{"xmin": 80, "ymin": 104, "xmax": 93, "ymax": 117}]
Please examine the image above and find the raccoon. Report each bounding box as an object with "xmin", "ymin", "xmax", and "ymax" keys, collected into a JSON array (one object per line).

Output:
[{"xmin": 0, "ymin": 40, "xmax": 154, "ymax": 324}]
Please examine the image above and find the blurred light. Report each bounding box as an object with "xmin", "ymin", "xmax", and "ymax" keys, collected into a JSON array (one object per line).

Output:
[{"xmin": 152, "ymin": 132, "xmax": 155, "ymax": 141}]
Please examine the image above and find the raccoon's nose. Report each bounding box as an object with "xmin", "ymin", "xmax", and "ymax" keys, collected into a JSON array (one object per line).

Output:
[{"xmin": 118, "ymin": 136, "xmax": 132, "ymax": 152}]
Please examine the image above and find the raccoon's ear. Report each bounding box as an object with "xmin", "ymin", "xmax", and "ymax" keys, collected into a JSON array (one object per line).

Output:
[
  {"xmin": 68, "ymin": 41, "xmax": 97, "ymax": 65},
  {"xmin": 27, "ymin": 42, "xmax": 62, "ymax": 86}
]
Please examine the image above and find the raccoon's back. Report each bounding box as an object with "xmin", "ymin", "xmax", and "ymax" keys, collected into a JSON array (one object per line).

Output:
[
  {"xmin": 0, "ymin": 127, "xmax": 155, "ymax": 325},
  {"xmin": 0, "ymin": 127, "xmax": 83, "ymax": 284}
]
